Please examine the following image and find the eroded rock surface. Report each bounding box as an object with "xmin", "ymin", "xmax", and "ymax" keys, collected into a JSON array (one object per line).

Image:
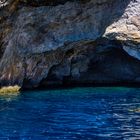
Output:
[
  {"xmin": 104, "ymin": 0, "xmax": 140, "ymax": 60},
  {"xmin": 0, "ymin": 0, "xmax": 140, "ymax": 88}
]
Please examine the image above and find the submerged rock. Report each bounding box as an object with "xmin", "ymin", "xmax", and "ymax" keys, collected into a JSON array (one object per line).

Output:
[{"xmin": 0, "ymin": 0, "xmax": 140, "ymax": 88}]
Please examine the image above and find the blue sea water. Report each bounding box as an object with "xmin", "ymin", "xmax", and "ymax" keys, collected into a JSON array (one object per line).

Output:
[{"xmin": 0, "ymin": 87, "xmax": 140, "ymax": 140}]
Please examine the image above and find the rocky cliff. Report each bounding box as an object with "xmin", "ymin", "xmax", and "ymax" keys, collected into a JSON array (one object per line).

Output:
[{"xmin": 0, "ymin": 0, "xmax": 140, "ymax": 89}]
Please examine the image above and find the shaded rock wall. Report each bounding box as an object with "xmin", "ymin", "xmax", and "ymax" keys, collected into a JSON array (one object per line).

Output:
[{"xmin": 0, "ymin": 0, "xmax": 140, "ymax": 88}]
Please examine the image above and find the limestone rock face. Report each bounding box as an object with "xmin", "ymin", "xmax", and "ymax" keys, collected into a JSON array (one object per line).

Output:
[
  {"xmin": 104, "ymin": 0, "xmax": 140, "ymax": 60},
  {"xmin": 0, "ymin": 0, "xmax": 140, "ymax": 88}
]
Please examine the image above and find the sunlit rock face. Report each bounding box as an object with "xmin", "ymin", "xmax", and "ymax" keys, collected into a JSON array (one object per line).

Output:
[
  {"xmin": 104, "ymin": 0, "xmax": 140, "ymax": 60},
  {"xmin": 0, "ymin": 0, "xmax": 9, "ymax": 7},
  {"xmin": 0, "ymin": 0, "xmax": 140, "ymax": 88}
]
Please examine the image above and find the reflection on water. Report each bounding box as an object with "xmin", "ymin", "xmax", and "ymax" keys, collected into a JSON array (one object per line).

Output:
[
  {"xmin": 0, "ymin": 92, "xmax": 20, "ymax": 102},
  {"xmin": 0, "ymin": 87, "xmax": 140, "ymax": 139}
]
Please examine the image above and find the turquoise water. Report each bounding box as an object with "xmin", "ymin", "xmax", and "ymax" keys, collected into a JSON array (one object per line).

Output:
[{"xmin": 0, "ymin": 87, "xmax": 140, "ymax": 139}]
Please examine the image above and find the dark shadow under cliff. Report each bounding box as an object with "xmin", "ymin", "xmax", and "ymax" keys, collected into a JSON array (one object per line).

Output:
[{"xmin": 27, "ymin": 38, "xmax": 140, "ymax": 89}]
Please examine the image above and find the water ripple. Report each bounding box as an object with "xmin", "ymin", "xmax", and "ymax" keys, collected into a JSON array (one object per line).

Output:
[{"xmin": 0, "ymin": 87, "xmax": 140, "ymax": 139}]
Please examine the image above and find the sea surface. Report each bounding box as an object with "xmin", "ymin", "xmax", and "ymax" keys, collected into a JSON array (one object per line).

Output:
[{"xmin": 0, "ymin": 87, "xmax": 140, "ymax": 140}]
